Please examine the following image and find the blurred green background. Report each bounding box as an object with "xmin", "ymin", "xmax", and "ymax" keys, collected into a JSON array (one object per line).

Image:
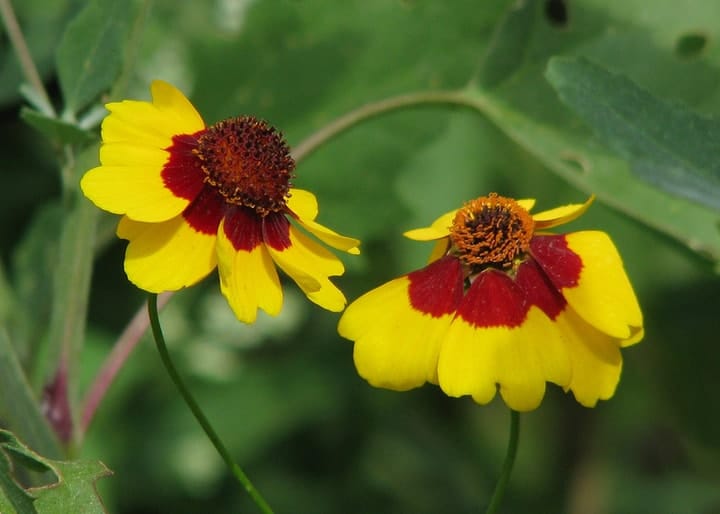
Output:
[{"xmin": 2, "ymin": 0, "xmax": 720, "ymax": 512}]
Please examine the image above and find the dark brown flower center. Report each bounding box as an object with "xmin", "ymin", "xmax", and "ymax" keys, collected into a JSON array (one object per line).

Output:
[
  {"xmin": 195, "ymin": 116, "xmax": 295, "ymax": 215},
  {"xmin": 449, "ymin": 193, "xmax": 534, "ymax": 270}
]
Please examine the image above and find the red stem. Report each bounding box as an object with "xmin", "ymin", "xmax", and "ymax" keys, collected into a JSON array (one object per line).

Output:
[{"xmin": 79, "ymin": 292, "xmax": 173, "ymax": 436}]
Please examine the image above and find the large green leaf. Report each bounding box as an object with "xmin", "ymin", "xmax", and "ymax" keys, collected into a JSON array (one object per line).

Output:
[
  {"xmin": 474, "ymin": 0, "xmax": 536, "ymax": 89},
  {"xmin": 55, "ymin": 0, "xmax": 136, "ymax": 115},
  {"xmin": 446, "ymin": 0, "xmax": 720, "ymax": 261},
  {"xmin": 463, "ymin": 85, "xmax": 720, "ymax": 260},
  {"xmin": 0, "ymin": 429, "xmax": 111, "ymax": 514},
  {"xmin": 546, "ymin": 56, "xmax": 720, "ymax": 211}
]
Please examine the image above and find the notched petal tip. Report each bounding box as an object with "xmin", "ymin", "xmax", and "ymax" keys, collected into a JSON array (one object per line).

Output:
[
  {"xmin": 562, "ymin": 230, "xmax": 643, "ymax": 340},
  {"xmin": 556, "ymin": 309, "xmax": 623, "ymax": 407},
  {"xmin": 118, "ymin": 215, "xmax": 218, "ymax": 293},
  {"xmin": 341, "ymin": 277, "xmax": 454, "ymax": 391},
  {"xmin": 217, "ymin": 220, "xmax": 283, "ymax": 323},
  {"xmin": 289, "ymin": 189, "xmax": 361, "ymax": 255},
  {"xmin": 268, "ymin": 225, "xmax": 349, "ymax": 312}
]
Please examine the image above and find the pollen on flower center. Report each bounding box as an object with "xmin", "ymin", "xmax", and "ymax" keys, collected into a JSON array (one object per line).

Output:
[
  {"xmin": 450, "ymin": 193, "xmax": 534, "ymax": 269},
  {"xmin": 195, "ymin": 116, "xmax": 295, "ymax": 215}
]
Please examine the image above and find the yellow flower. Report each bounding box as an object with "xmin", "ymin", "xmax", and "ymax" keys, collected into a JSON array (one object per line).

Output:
[
  {"xmin": 81, "ymin": 81, "xmax": 359, "ymax": 323},
  {"xmin": 338, "ymin": 193, "xmax": 643, "ymax": 411}
]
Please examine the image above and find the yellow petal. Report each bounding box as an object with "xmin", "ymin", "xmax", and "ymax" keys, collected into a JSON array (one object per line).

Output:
[
  {"xmin": 555, "ymin": 308, "xmax": 623, "ymax": 406},
  {"xmin": 438, "ymin": 307, "xmax": 569, "ymax": 412},
  {"xmin": 403, "ymin": 209, "xmax": 457, "ymax": 241},
  {"xmin": 267, "ymin": 225, "xmax": 347, "ymax": 312},
  {"xmin": 102, "ymin": 84, "xmax": 204, "ymax": 149},
  {"xmin": 83, "ymin": 81, "xmax": 205, "ymax": 222},
  {"xmin": 296, "ymin": 217, "xmax": 360, "ymax": 255},
  {"xmin": 287, "ymin": 189, "xmax": 360, "ymax": 254},
  {"xmin": 81, "ymin": 165, "xmax": 190, "ymax": 222},
  {"xmin": 563, "ymin": 231, "xmax": 643, "ymax": 341},
  {"xmin": 427, "ymin": 238, "xmax": 450, "ymax": 263},
  {"xmin": 99, "ymin": 142, "xmax": 169, "ymax": 167},
  {"xmin": 286, "ymin": 189, "xmax": 318, "ymax": 221},
  {"xmin": 216, "ymin": 219, "xmax": 282, "ymax": 323},
  {"xmin": 339, "ymin": 277, "xmax": 455, "ymax": 389},
  {"xmin": 150, "ymin": 80, "xmax": 205, "ymax": 132},
  {"xmin": 517, "ymin": 198, "xmax": 536, "ymax": 211},
  {"xmin": 117, "ymin": 215, "xmax": 217, "ymax": 292},
  {"xmin": 533, "ymin": 195, "xmax": 594, "ymax": 229}
]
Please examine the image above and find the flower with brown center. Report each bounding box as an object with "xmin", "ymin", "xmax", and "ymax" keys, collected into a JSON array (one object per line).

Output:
[
  {"xmin": 449, "ymin": 193, "xmax": 534, "ymax": 271},
  {"xmin": 81, "ymin": 80, "xmax": 360, "ymax": 322},
  {"xmin": 339, "ymin": 193, "xmax": 643, "ymax": 411}
]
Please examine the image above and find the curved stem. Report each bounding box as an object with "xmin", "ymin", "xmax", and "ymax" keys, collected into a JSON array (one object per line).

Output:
[
  {"xmin": 147, "ymin": 294, "xmax": 274, "ymax": 514},
  {"xmin": 291, "ymin": 90, "xmax": 477, "ymax": 163},
  {"xmin": 484, "ymin": 409, "xmax": 520, "ymax": 514},
  {"xmin": 0, "ymin": 0, "xmax": 54, "ymax": 114}
]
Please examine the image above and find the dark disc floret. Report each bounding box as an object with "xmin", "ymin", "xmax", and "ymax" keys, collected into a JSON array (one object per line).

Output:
[
  {"xmin": 195, "ymin": 116, "xmax": 295, "ymax": 216},
  {"xmin": 449, "ymin": 193, "xmax": 535, "ymax": 272}
]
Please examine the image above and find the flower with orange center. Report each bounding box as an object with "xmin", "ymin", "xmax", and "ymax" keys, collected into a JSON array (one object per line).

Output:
[
  {"xmin": 338, "ymin": 193, "xmax": 643, "ymax": 411},
  {"xmin": 81, "ymin": 81, "xmax": 360, "ymax": 323}
]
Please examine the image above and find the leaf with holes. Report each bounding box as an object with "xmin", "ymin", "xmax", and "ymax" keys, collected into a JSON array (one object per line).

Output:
[
  {"xmin": 463, "ymin": 84, "xmax": 720, "ymax": 260},
  {"xmin": 546, "ymin": 56, "xmax": 720, "ymax": 212},
  {"xmin": 0, "ymin": 429, "xmax": 112, "ymax": 514}
]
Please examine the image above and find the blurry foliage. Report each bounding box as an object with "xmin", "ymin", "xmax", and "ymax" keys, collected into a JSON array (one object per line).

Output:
[{"xmin": 1, "ymin": 0, "xmax": 719, "ymax": 513}]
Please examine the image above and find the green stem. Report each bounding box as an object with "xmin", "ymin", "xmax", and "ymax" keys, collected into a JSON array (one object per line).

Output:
[
  {"xmin": 291, "ymin": 90, "xmax": 477, "ymax": 163},
  {"xmin": 484, "ymin": 409, "xmax": 520, "ymax": 514},
  {"xmin": 147, "ymin": 294, "xmax": 274, "ymax": 514}
]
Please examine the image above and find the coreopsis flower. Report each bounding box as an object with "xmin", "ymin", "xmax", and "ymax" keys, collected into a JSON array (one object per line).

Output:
[
  {"xmin": 81, "ymin": 81, "xmax": 359, "ymax": 323},
  {"xmin": 338, "ymin": 193, "xmax": 643, "ymax": 411}
]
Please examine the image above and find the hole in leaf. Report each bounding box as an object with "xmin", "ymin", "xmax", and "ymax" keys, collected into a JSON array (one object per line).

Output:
[
  {"xmin": 545, "ymin": 0, "xmax": 568, "ymax": 27},
  {"xmin": 560, "ymin": 151, "xmax": 589, "ymax": 174},
  {"xmin": 675, "ymin": 32, "xmax": 708, "ymax": 58}
]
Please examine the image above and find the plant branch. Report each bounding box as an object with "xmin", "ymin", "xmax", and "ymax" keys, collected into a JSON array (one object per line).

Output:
[
  {"xmin": 0, "ymin": 0, "xmax": 54, "ymax": 114},
  {"xmin": 291, "ymin": 90, "xmax": 477, "ymax": 163}
]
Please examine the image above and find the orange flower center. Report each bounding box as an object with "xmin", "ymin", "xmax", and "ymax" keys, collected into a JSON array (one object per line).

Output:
[
  {"xmin": 449, "ymin": 193, "xmax": 534, "ymax": 270},
  {"xmin": 196, "ymin": 117, "xmax": 295, "ymax": 215}
]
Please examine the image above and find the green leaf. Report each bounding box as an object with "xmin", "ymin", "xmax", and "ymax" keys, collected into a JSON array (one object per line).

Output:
[
  {"xmin": 55, "ymin": 0, "xmax": 136, "ymax": 115},
  {"xmin": 463, "ymin": 85, "xmax": 720, "ymax": 261},
  {"xmin": 0, "ymin": 437, "xmax": 37, "ymax": 514},
  {"xmin": 475, "ymin": 0, "xmax": 537, "ymax": 89},
  {"xmin": 20, "ymin": 109, "xmax": 96, "ymax": 145},
  {"xmin": 0, "ymin": 331, "xmax": 61, "ymax": 462},
  {"xmin": 8, "ymin": 203, "xmax": 63, "ymax": 362},
  {"xmin": 0, "ymin": 429, "xmax": 111, "ymax": 514},
  {"xmin": 545, "ymin": 56, "xmax": 720, "ymax": 211}
]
